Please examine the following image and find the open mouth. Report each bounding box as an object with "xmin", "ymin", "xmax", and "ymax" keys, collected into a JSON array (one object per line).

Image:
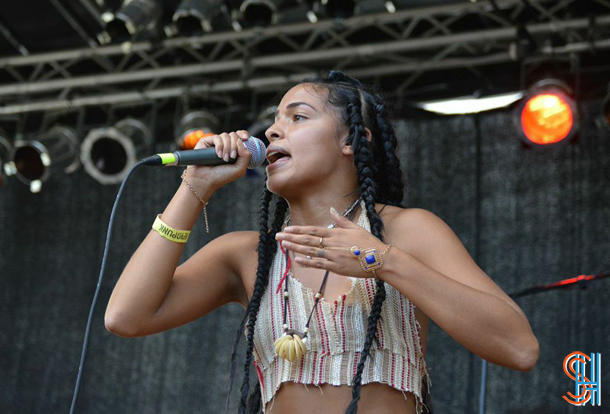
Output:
[{"xmin": 267, "ymin": 151, "xmax": 291, "ymax": 165}]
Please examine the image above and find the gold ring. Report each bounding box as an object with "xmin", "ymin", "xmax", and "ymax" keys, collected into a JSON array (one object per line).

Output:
[{"xmin": 319, "ymin": 237, "xmax": 324, "ymax": 249}]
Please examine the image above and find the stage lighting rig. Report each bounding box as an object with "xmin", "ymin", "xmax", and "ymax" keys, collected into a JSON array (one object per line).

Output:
[
  {"xmin": 175, "ymin": 110, "xmax": 220, "ymax": 150},
  {"xmin": 98, "ymin": 0, "xmax": 162, "ymax": 44},
  {"xmin": 165, "ymin": 0, "xmax": 224, "ymax": 37},
  {"xmin": 239, "ymin": 0, "xmax": 283, "ymax": 28},
  {"xmin": 514, "ymin": 79, "xmax": 578, "ymax": 148},
  {"xmin": 4, "ymin": 126, "xmax": 81, "ymax": 193},
  {"xmin": 81, "ymin": 118, "xmax": 153, "ymax": 185}
]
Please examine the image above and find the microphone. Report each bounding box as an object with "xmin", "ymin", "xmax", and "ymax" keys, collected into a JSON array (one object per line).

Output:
[{"xmin": 141, "ymin": 136, "xmax": 267, "ymax": 169}]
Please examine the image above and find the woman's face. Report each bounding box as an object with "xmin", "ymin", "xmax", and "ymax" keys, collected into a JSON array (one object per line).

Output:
[{"xmin": 264, "ymin": 83, "xmax": 349, "ymax": 196}]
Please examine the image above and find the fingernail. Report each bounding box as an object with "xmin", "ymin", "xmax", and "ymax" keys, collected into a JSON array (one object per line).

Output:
[
  {"xmin": 224, "ymin": 154, "xmax": 229, "ymax": 162},
  {"xmin": 330, "ymin": 207, "xmax": 338, "ymax": 215},
  {"xmin": 275, "ymin": 233, "xmax": 284, "ymax": 240},
  {"xmin": 230, "ymin": 150, "xmax": 237, "ymax": 159}
]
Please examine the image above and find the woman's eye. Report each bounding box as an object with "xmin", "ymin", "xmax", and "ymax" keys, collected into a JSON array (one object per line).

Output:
[{"xmin": 293, "ymin": 114, "xmax": 306, "ymax": 121}]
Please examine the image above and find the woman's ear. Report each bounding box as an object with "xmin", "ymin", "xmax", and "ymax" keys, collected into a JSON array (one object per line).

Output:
[
  {"xmin": 342, "ymin": 127, "xmax": 372, "ymax": 155},
  {"xmin": 364, "ymin": 127, "xmax": 372, "ymax": 143}
]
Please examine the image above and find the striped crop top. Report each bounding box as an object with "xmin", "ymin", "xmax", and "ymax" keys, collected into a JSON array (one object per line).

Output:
[{"xmin": 244, "ymin": 201, "xmax": 431, "ymax": 413}]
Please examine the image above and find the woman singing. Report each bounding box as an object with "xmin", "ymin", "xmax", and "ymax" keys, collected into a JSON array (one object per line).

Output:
[{"xmin": 105, "ymin": 71, "xmax": 539, "ymax": 414}]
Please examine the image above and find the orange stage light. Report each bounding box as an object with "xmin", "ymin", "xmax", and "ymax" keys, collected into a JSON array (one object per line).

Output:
[
  {"xmin": 516, "ymin": 80, "xmax": 578, "ymax": 148},
  {"xmin": 182, "ymin": 130, "xmax": 215, "ymax": 150},
  {"xmin": 521, "ymin": 93, "xmax": 574, "ymax": 145}
]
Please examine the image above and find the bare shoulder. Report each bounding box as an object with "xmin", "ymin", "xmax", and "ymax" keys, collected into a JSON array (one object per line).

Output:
[
  {"xmin": 375, "ymin": 204, "xmax": 441, "ymax": 237},
  {"xmin": 377, "ymin": 206, "xmax": 473, "ymax": 270},
  {"xmin": 376, "ymin": 205, "xmax": 448, "ymax": 251}
]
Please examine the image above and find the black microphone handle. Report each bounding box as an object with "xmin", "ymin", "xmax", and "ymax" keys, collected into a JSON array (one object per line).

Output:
[{"xmin": 174, "ymin": 148, "xmax": 236, "ymax": 166}]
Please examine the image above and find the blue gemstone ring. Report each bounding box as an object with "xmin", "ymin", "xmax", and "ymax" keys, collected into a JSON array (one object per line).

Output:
[{"xmin": 349, "ymin": 246, "xmax": 361, "ymax": 257}]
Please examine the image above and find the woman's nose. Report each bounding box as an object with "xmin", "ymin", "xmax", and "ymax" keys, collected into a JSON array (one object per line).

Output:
[{"xmin": 265, "ymin": 123, "xmax": 282, "ymax": 141}]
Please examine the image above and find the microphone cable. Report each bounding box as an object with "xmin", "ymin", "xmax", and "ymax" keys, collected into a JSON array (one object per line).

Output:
[
  {"xmin": 68, "ymin": 135, "xmax": 266, "ymax": 412},
  {"xmin": 69, "ymin": 160, "xmax": 147, "ymax": 414}
]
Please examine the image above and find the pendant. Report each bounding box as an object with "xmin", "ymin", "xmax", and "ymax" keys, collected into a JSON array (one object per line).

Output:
[{"xmin": 274, "ymin": 330, "xmax": 307, "ymax": 362}]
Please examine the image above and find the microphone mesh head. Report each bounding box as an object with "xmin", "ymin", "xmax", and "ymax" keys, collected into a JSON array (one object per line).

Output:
[{"xmin": 244, "ymin": 136, "xmax": 267, "ymax": 169}]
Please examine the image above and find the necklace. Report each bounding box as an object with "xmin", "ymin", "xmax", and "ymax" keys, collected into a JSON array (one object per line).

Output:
[
  {"xmin": 282, "ymin": 195, "xmax": 362, "ymax": 230},
  {"xmin": 274, "ymin": 196, "xmax": 362, "ymax": 362}
]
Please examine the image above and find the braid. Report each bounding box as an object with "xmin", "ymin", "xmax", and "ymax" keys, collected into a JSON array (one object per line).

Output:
[
  {"xmin": 226, "ymin": 184, "xmax": 289, "ymax": 414},
  {"xmin": 372, "ymin": 93, "xmax": 405, "ymax": 207},
  {"xmin": 235, "ymin": 187, "xmax": 273, "ymax": 414},
  {"xmin": 270, "ymin": 197, "xmax": 289, "ymax": 234},
  {"xmin": 344, "ymin": 93, "xmax": 388, "ymax": 414},
  {"xmin": 347, "ymin": 95, "xmax": 384, "ymax": 238},
  {"xmin": 328, "ymin": 70, "xmax": 364, "ymax": 87}
]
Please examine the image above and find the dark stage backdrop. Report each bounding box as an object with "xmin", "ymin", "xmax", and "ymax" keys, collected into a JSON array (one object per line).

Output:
[{"xmin": 1, "ymin": 101, "xmax": 608, "ymax": 414}]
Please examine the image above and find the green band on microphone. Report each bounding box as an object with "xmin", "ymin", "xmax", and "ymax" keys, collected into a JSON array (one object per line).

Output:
[{"xmin": 158, "ymin": 153, "xmax": 177, "ymax": 165}]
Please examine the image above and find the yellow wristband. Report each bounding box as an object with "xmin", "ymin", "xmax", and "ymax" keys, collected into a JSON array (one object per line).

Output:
[{"xmin": 152, "ymin": 214, "xmax": 191, "ymax": 243}]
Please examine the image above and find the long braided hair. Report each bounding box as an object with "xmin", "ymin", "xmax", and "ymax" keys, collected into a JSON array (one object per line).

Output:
[{"xmin": 224, "ymin": 71, "xmax": 431, "ymax": 413}]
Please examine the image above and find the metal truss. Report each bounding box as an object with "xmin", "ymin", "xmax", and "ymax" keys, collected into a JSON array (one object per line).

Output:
[{"xmin": 1, "ymin": 0, "xmax": 610, "ymax": 114}]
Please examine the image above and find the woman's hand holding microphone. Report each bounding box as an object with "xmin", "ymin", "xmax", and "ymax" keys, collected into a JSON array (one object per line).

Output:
[{"xmin": 184, "ymin": 130, "xmax": 253, "ymax": 193}]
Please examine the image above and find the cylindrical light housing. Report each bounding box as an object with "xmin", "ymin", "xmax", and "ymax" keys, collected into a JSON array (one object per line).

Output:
[
  {"xmin": 515, "ymin": 79, "xmax": 578, "ymax": 148},
  {"xmin": 81, "ymin": 118, "xmax": 152, "ymax": 185},
  {"xmin": 4, "ymin": 126, "xmax": 81, "ymax": 193},
  {"xmin": 101, "ymin": 0, "xmax": 162, "ymax": 43},
  {"xmin": 175, "ymin": 110, "xmax": 219, "ymax": 149},
  {"xmin": 239, "ymin": 0, "xmax": 283, "ymax": 28},
  {"xmin": 170, "ymin": 0, "xmax": 223, "ymax": 36}
]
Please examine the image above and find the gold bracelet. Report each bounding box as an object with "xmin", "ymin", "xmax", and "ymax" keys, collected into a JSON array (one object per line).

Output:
[
  {"xmin": 373, "ymin": 243, "xmax": 394, "ymax": 280},
  {"xmin": 181, "ymin": 169, "xmax": 210, "ymax": 233},
  {"xmin": 152, "ymin": 214, "xmax": 191, "ymax": 243}
]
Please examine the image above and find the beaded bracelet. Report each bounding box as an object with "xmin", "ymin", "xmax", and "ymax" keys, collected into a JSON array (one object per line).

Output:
[{"xmin": 181, "ymin": 169, "xmax": 210, "ymax": 233}]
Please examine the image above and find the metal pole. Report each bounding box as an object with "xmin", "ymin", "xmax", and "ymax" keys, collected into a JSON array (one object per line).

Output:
[
  {"xmin": 1, "ymin": 15, "xmax": 608, "ymax": 97},
  {"xmin": 76, "ymin": 0, "xmax": 105, "ymax": 27},
  {"xmin": 0, "ymin": 55, "xmax": 507, "ymax": 114},
  {"xmin": 48, "ymin": 0, "xmax": 100, "ymax": 49},
  {"xmin": 0, "ymin": 0, "xmax": 546, "ymax": 67},
  {"xmin": 0, "ymin": 19, "xmax": 29, "ymax": 56}
]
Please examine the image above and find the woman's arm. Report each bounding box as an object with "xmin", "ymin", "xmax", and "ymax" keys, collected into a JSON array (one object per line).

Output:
[
  {"xmin": 105, "ymin": 130, "xmax": 254, "ymax": 338},
  {"xmin": 380, "ymin": 208, "xmax": 539, "ymax": 371}
]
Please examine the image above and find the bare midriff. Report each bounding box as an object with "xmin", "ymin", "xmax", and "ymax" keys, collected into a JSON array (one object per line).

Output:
[{"xmin": 265, "ymin": 382, "xmax": 417, "ymax": 414}]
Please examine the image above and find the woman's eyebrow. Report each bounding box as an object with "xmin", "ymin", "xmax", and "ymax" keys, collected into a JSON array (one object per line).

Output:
[{"xmin": 275, "ymin": 102, "xmax": 318, "ymax": 118}]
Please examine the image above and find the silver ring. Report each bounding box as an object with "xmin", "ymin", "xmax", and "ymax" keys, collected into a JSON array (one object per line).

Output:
[{"xmin": 306, "ymin": 255, "xmax": 312, "ymax": 260}]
